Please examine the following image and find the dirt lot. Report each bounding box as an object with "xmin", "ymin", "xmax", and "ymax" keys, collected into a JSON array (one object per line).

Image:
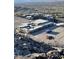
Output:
[
  {"xmin": 14, "ymin": 16, "xmax": 29, "ymax": 28},
  {"xmin": 31, "ymin": 26, "xmax": 64, "ymax": 47}
]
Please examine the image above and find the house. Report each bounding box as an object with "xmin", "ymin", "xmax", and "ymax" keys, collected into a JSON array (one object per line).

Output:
[{"xmin": 17, "ymin": 19, "xmax": 54, "ymax": 35}]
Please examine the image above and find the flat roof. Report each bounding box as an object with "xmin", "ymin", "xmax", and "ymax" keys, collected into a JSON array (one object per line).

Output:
[
  {"xmin": 18, "ymin": 23, "xmax": 28, "ymax": 27},
  {"xmin": 33, "ymin": 19, "xmax": 48, "ymax": 24}
]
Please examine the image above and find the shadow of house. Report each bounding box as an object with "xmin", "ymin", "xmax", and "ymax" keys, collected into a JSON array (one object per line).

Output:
[
  {"xmin": 46, "ymin": 31, "xmax": 59, "ymax": 35},
  {"xmin": 31, "ymin": 25, "xmax": 58, "ymax": 36}
]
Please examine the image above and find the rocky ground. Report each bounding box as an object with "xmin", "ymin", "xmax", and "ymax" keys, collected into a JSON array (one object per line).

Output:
[{"xmin": 14, "ymin": 34, "xmax": 64, "ymax": 59}]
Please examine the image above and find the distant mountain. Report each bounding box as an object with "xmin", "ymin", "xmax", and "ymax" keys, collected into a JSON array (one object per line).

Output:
[
  {"xmin": 15, "ymin": 0, "xmax": 64, "ymax": 4},
  {"xmin": 15, "ymin": 1, "xmax": 64, "ymax": 6}
]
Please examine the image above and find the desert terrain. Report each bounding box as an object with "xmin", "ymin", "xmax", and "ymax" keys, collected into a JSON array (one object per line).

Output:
[{"xmin": 14, "ymin": 1, "xmax": 64, "ymax": 59}]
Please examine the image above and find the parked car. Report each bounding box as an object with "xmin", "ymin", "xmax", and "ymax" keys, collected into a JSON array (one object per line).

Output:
[{"xmin": 46, "ymin": 30, "xmax": 52, "ymax": 33}]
